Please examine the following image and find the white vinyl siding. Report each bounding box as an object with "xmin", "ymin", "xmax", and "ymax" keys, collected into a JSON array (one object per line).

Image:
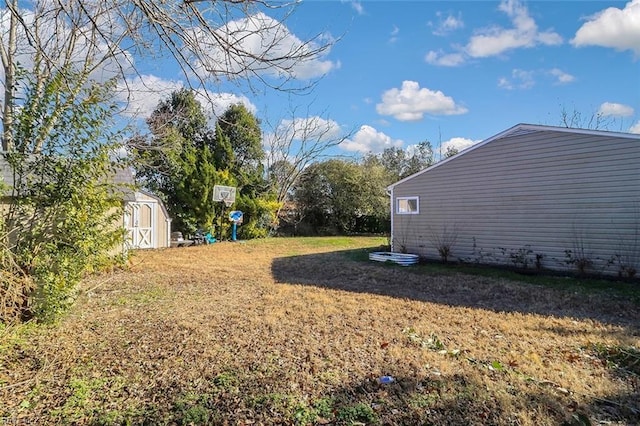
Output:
[
  {"xmin": 397, "ymin": 196, "xmax": 419, "ymax": 214},
  {"xmin": 390, "ymin": 126, "xmax": 640, "ymax": 275}
]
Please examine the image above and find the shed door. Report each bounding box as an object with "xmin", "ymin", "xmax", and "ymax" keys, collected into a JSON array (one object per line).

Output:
[{"xmin": 125, "ymin": 202, "xmax": 155, "ymax": 249}]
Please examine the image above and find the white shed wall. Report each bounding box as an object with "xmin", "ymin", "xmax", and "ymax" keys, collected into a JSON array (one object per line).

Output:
[
  {"xmin": 131, "ymin": 191, "xmax": 171, "ymax": 249},
  {"xmin": 391, "ymin": 127, "xmax": 640, "ymax": 275}
]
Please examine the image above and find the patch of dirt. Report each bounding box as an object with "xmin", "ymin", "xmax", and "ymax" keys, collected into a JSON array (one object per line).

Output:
[{"xmin": 1, "ymin": 237, "xmax": 639, "ymax": 425}]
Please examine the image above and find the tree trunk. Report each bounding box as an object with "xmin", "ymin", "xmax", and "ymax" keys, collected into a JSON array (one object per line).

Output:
[{"xmin": 1, "ymin": 0, "xmax": 18, "ymax": 151}]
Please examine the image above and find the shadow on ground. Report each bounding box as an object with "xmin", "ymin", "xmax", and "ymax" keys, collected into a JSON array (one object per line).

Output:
[
  {"xmin": 267, "ymin": 248, "xmax": 640, "ymax": 424},
  {"xmin": 271, "ymin": 248, "xmax": 640, "ymax": 331}
]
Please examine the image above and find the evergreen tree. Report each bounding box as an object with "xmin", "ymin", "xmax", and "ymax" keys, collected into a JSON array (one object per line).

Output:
[
  {"xmin": 216, "ymin": 104, "xmax": 265, "ymax": 190},
  {"xmin": 131, "ymin": 89, "xmax": 232, "ymax": 235},
  {"xmin": 214, "ymin": 104, "xmax": 278, "ymax": 238},
  {"xmin": 132, "ymin": 96, "xmax": 277, "ymax": 238}
]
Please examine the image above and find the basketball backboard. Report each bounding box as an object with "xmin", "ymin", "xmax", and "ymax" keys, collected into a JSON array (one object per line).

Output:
[{"xmin": 213, "ymin": 185, "xmax": 236, "ymax": 207}]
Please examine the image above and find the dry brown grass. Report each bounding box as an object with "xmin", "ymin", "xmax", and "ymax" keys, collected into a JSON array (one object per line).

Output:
[{"xmin": 1, "ymin": 236, "xmax": 639, "ymax": 425}]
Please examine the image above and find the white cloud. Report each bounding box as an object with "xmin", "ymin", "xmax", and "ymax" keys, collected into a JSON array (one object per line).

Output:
[
  {"xmin": 572, "ymin": 0, "xmax": 640, "ymax": 56},
  {"xmin": 264, "ymin": 116, "xmax": 344, "ymax": 161},
  {"xmin": 340, "ymin": 125, "xmax": 403, "ymax": 153},
  {"xmin": 498, "ymin": 68, "xmax": 536, "ymax": 90},
  {"xmin": 389, "ymin": 25, "xmax": 400, "ymax": 43},
  {"xmin": 598, "ymin": 102, "xmax": 635, "ymax": 117},
  {"xmin": 498, "ymin": 69, "xmax": 535, "ymax": 90},
  {"xmin": 0, "ymin": 7, "xmax": 133, "ymax": 89},
  {"xmin": 425, "ymin": 50, "xmax": 466, "ymax": 67},
  {"xmin": 426, "ymin": 0, "xmax": 562, "ymax": 66},
  {"xmin": 549, "ymin": 68, "xmax": 575, "ymax": 85},
  {"xmin": 195, "ymin": 92, "xmax": 257, "ymax": 118},
  {"xmin": 431, "ymin": 12, "xmax": 464, "ymax": 36},
  {"xmin": 438, "ymin": 137, "xmax": 480, "ymax": 154},
  {"xmin": 465, "ymin": 0, "xmax": 562, "ymax": 58},
  {"xmin": 497, "ymin": 77, "xmax": 511, "ymax": 89},
  {"xmin": 116, "ymin": 75, "xmax": 184, "ymax": 118},
  {"xmin": 499, "ymin": 68, "xmax": 575, "ymax": 89},
  {"xmin": 376, "ymin": 81, "xmax": 468, "ymax": 121},
  {"xmin": 189, "ymin": 12, "xmax": 339, "ymax": 81},
  {"xmin": 351, "ymin": 1, "xmax": 365, "ymax": 15},
  {"xmin": 276, "ymin": 116, "xmax": 343, "ymax": 143},
  {"xmin": 116, "ymin": 75, "xmax": 256, "ymax": 120},
  {"xmin": 629, "ymin": 121, "xmax": 640, "ymax": 134}
]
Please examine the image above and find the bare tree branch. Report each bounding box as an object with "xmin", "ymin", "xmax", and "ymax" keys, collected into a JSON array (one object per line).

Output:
[
  {"xmin": 0, "ymin": 0, "xmax": 337, "ymax": 152},
  {"xmin": 263, "ymin": 104, "xmax": 354, "ymax": 221}
]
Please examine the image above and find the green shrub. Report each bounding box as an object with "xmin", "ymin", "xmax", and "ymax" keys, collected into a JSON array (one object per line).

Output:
[
  {"xmin": 173, "ymin": 392, "xmax": 214, "ymax": 425},
  {"xmin": 1, "ymin": 69, "xmax": 127, "ymax": 323},
  {"xmin": 336, "ymin": 403, "xmax": 378, "ymax": 424}
]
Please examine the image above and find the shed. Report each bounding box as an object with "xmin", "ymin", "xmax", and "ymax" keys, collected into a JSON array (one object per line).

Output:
[
  {"xmin": 388, "ymin": 123, "xmax": 640, "ymax": 276},
  {"xmin": 123, "ymin": 189, "xmax": 172, "ymax": 250},
  {"xmin": 1, "ymin": 156, "xmax": 171, "ymax": 251}
]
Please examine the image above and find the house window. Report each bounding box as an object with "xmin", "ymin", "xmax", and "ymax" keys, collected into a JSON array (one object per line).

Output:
[{"xmin": 396, "ymin": 196, "xmax": 419, "ymax": 214}]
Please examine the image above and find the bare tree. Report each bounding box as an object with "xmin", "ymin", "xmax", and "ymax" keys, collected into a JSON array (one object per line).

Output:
[
  {"xmin": 266, "ymin": 118, "xmax": 347, "ymax": 197},
  {"xmin": 264, "ymin": 106, "xmax": 352, "ymax": 219},
  {"xmin": 0, "ymin": 0, "xmax": 335, "ymax": 151},
  {"xmin": 557, "ymin": 105, "xmax": 621, "ymax": 131}
]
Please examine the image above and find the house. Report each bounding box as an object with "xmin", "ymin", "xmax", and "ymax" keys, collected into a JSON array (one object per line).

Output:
[
  {"xmin": 388, "ymin": 123, "xmax": 640, "ymax": 276},
  {"xmin": 1, "ymin": 157, "xmax": 171, "ymax": 251}
]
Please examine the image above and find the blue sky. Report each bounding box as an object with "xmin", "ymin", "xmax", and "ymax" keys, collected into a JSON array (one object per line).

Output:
[{"xmin": 119, "ymin": 0, "xmax": 640, "ymax": 158}]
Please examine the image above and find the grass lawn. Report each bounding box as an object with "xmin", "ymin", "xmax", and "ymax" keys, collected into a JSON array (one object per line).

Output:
[{"xmin": 1, "ymin": 236, "xmax": 639, "ymax": 425}]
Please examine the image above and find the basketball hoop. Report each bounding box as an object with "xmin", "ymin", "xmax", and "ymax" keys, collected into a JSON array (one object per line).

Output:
[
  {"xmin": 213, "ymin": 185, "xmax": 236, "ymax": 207},
  {"xmin": 213, "ymin": 185, "xmax": 237, "ymax": 241}
]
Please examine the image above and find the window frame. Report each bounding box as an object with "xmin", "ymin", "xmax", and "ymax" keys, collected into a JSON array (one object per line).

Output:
[{"xmin": 396, "ymin": 196, "xmax": 419, "ymax": 215}]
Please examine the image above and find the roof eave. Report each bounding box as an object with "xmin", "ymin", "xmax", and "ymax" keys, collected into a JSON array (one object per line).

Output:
[{"xmin": 386, "ymin": 123, "xmax": 640, "ymax": 190}]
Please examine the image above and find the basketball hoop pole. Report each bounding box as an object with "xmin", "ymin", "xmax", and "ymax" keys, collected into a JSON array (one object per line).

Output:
[
  {"xmin": 217, "ymin": 200, "xmax": 226, "ymax": 241},
  {"xmin": 221, "ymin": 199, "xmax": 234, "ymax": 240},
  {"xmin": 228, "ymin": 210, "xmax": 243, "ymax": 242},
  {"xmin": 213, "ymin": 185, "xmax": 236, "ymax": 241}
]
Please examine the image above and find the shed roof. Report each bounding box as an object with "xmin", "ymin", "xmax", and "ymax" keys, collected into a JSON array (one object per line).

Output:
[
  {"xmin": 387, "ymin": 123, "xmax": 640, "ymax": 190},
  {"xmin": 133, "ymin": 189, "xmax": 171, "ymax": 221},
  {"xmin": 0, "ymin": 153, "xmax": 135, "ymax": 198}
]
